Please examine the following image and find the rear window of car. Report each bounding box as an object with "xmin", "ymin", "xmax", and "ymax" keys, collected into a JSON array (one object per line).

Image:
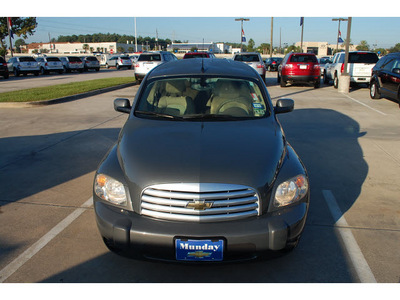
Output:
[
  {"xmin": 349, "ymin": 53, "xmax": 379, "ymax": 64},
  {"xmin": 85, "ymin": 57, "xmax": 98, "ymax": 61},
  {"xmin": 19, "ymin": 57, "xmax": 36, "ymax": 62},
  {"xmin": 234, "ymin": 54, "xmax": 260, "ymax": 62},
  {"xmin": 68, "ymin": 57, "xmax": 82, "ymax": 62},
  {"xmin": 120, "ymin": 56, "xmax": 130, "ymax": 60},
  {"xmin": 138, "ymin": 54, "xmax": 162, "ymax": 62},
  {"xmin": 47, "ymin": 57, "xmax": 61, "ymax": 62},
  {"xmin": 184, "ymin": 53, "xmax": 210, "ymax": 59},
  {"xmin": 289, "ymin": 55, "xmax": 318, "ymax": 63}
]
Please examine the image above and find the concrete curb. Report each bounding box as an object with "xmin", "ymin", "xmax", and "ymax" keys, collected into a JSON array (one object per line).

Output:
[{"xmin": 0, "ymin": 82, "xmax": 137, "ymax": 108}]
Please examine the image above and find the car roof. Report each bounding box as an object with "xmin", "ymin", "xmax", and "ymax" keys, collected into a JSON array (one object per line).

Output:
[{"xmin": 147, "ymin": 58, "xmax": 260, "ymax": 80}]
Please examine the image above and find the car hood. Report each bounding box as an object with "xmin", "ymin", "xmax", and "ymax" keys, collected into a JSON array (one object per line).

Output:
[{"xmin": 117, "ymin": 117, "xmax": 285, "ymax": 197}]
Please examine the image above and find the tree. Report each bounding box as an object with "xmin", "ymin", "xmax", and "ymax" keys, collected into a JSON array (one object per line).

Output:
[
  {"xmin": 14, "ymin": 38, "xmax": 26, "ymax": 53},
  {"xmin": 373, "ymin": 48, "xmax": 387, "ymax": 56},
  {"xmin": 83, "ymin": 44, "xmax": 89, "ymax": 53},
  {"xmin": 247, "ymin": 38, "xmax": 255, "ymax": 52},
  {"xmin": 285, "ymin": 44, "xmax": 301, "ymax": 54},
  {"xmin": 257, "ymin": 43, "xmax": 270, "ymax": 55},
  {"xmin": 356, "ymin": 40, "xmax": 370, "ymax": 51},
  {"xmin": 388, "ymin": 43, "xmax": 400, "ymax": 53},
  {"xmin": 0, "ymin": 17, "xmax": 37, "ymax": 56}
]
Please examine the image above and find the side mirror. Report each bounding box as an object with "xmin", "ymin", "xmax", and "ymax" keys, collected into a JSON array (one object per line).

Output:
[
  {"xmin": 114, "ymin": 98, "xmax": 131, "ymax": 114},
  {"xmin": 274, "ymin": 98, "xmax": 294, "ymax": 114},
  {"xmin": 392, "ymin": 68, "xmax": 400, "ymax": 75}
]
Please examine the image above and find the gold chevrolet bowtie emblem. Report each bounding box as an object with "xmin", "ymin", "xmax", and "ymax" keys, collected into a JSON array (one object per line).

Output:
[
  {"xmin": 186, "ymin": 199, "xmax": 213, "ymax": 210},
  {"xmin": 188, "ymin": 251, "xmax": 212, "ymax": 258}
]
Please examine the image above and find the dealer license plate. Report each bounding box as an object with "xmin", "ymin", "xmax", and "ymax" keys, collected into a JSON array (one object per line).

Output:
[
  {"xmin": 299, "ymin": 65, "xmax": 307, "ymax": 69},
  {"xmin": 175, "ymin": 239, "xmax": 224, "ymax": 261}
]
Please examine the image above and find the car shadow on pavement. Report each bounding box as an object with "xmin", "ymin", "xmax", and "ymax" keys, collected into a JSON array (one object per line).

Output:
[
  {"xmin": 32, "ymin": 108, "xmax": 368, "ymax": 283},
  {"xmin": 0, "ymin": 128, "xmax": 121, "ymax": 204}
]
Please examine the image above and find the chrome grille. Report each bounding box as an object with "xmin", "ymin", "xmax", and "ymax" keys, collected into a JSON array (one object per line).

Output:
[{"xmin": 140, "ymin": 183, "xmax": 260, "ymax": 222}]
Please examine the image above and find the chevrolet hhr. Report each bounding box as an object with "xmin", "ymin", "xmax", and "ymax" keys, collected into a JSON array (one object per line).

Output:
[{"xmin": 93, "ymin": 58, "xmax": 310, "ymax": 262}]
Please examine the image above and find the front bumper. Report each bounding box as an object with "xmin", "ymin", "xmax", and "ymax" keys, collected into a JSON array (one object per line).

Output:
[{"xmin": 94, "ymin": 198, "xmax": 308, "ymax": 261}]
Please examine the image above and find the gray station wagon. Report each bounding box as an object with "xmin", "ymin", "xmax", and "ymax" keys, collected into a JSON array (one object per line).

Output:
[{"xmin": 93, "ymin": 58, "xmax": 310, "ymax": 262}]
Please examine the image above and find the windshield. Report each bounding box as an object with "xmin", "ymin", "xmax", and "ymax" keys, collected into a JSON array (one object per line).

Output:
[{"xmin": 135, "ymin": 77, "xmax": 269, "ymax": 120}]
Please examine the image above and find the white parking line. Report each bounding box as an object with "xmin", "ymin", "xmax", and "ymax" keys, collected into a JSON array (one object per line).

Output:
[
  {"xmin": 322, "ymin": 190, "xmax": 377, "ymax": 283},
  {"xmin": 0, "ymin": 197, "xmax": 93, "ymax": 283},
  {"xmin": 343, "ymin": 93, "xmax": 387, "ymax": 116}
]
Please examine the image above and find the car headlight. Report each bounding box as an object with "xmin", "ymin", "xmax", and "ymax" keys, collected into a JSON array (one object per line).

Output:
[
  {"xmin": 94, "ymin": 174, "xmax": 127, "ymax": 206},
  {"xmin": 274, "ymin": 174, "xmax": 308, "ymax": 207}
]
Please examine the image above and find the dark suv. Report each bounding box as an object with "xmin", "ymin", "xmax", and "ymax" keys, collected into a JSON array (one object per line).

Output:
[
  {"xmin": 0, "ymin": 56, "xmax": 9, "ymax": 79},
  {"xmin": 278, "ymin": 52, "xmax": 321, "ymax": 88},
  {"xmin": 370, "ymin": 52, "xmax": 400, "ymax": 103}
]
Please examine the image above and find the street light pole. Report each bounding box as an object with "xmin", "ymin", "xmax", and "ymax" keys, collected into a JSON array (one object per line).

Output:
[
  {"xmin": 235, "ymin": 18, "xmax": 249, "ymax": 53},
  {"xmin": 332, "ymin": 18, "xmax": 348, "ymax": 52},
  {"xmin": 338, "ymin": 17, "xmax": 352, "ymax": 94}
]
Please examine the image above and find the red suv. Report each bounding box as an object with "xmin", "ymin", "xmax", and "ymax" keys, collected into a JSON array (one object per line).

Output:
[
  {"xmin": 278, "ymin": 53, "xmax": 321, "ymax": 88},
  {"xmin": 183, "ymin": 52, "xmax": 216, "ymax": 59}
]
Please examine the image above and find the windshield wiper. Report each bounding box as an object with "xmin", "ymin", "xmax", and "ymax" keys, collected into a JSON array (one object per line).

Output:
[
  {"xmin": 135, "ymin": 110, "xmax": 185, "ymax": 120},
  {"xmin": 182, "ymin": 114, "xmax": 246, "ymax": 121}
]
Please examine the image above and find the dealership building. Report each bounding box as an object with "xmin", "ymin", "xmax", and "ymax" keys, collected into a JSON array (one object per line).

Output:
[{"xmin": 24, "ymin": 41, "xmax": 143, "ymax": 54}]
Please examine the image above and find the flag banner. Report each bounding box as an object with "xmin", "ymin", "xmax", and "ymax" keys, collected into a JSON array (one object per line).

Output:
[
  {"xmin": 241, "ymin": 29, "xmax": 246, "ymax": 42},
  {"xmin": 300, "ymin": 17, "xmax": 304, "ymax": 26},
  {"xmin": 7, "ymin": 17, "xmax": 14, "ymax": 39},
  {"xmin": 338, "ymin": 30, "xmax": 343, "ymax": 43}
]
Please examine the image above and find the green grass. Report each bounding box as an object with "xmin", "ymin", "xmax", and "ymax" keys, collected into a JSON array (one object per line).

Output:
[{"xmin": 0, "ymin": 77, "xmax": 135, "ymax": 103}]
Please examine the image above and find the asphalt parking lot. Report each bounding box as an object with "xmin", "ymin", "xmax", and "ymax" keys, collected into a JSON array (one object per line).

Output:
[{"xmin": 0, "ymin": 71, "xmax": 399, "ymax": 283}]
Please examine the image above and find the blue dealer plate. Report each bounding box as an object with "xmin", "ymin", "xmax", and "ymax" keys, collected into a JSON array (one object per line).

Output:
[{"xmin": 175, "ymin": 239, "xmax": 224, "ymax": 261}]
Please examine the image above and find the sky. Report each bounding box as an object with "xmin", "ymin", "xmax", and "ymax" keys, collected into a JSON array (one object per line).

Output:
[{"xmin": 4, "ymin": 0, "xmax": 400, "ymax": 49}]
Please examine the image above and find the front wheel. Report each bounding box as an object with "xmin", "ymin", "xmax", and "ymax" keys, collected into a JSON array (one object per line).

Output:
[
  {"xmin": 370, "ymin": 81, "xmax": 381, "ymax": 99},
  {"xmin": 14, "ymin": 68, "xmax": 20, "ymax": 77}
]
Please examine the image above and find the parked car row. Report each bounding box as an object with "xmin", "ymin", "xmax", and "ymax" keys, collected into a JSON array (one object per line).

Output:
[{"xmin": 1, "ymin": 55, "xmax": 107, "ymax": 79}]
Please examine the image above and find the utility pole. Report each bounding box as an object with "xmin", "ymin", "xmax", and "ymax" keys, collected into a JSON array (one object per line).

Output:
[
  {"xmin": 338, "ymin": 17, "xmax": 352, "ymax": 94},
  {"xmin": 332, "ymin": 18, "xmax": 348, "ymax": 52},
  {"xmin": 300, "ymin": 17, "xmax": 304, "ymax": 53},
  {"xmin": 270, "ymin": 17, "xmax": 273, "ymax": 57},
  {"xmin": 235, "ymin": 18, "xmax": 250, "ymax": 53},
  {"xmin": 156, "ymin": 29, "xmax": 159, "ymax": 51},
  {"xmin": 134, "ymin": 17, "xmax": 138, "ymax": 52}
]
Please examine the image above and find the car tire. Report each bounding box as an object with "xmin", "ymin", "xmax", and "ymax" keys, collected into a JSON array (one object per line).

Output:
[
  {"xmin": 314, "ymin": 79, "xmax": 320, "ymax": 89},
  {"xmin": 34, "ymin": 71, "xmax": 39, "ymax": 76},
  {"xmin": 13, "ymin": 68, "xmax": 20, "ymax": 77},
  {"xmin": 280, "ymin": 78, "xmax": 287, "ymax": 87},
  {"xmin": 96, "ymin": 68, "xmax": 100, "ymax": 72},
  {"xmin": 40, "ymin": 68, "xmax": 46, "ymax": 75},
  {"xmin": 370, "ymin": 80, "xmax": 381, "ymax": 99},
  {"xmin": 323, "ymin": 71, "xmax": 329, "ymax": 84},
  {"xmin": 3, "ymin": 73, "xmax": 9, "ymax": 79},
  {"xmin": 333, "ymin": 74, "xmax": 339, "ymax": 89},
  {"xmin": 277, "ymin": 73, "xmax": 281, "ymax": 83}
]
